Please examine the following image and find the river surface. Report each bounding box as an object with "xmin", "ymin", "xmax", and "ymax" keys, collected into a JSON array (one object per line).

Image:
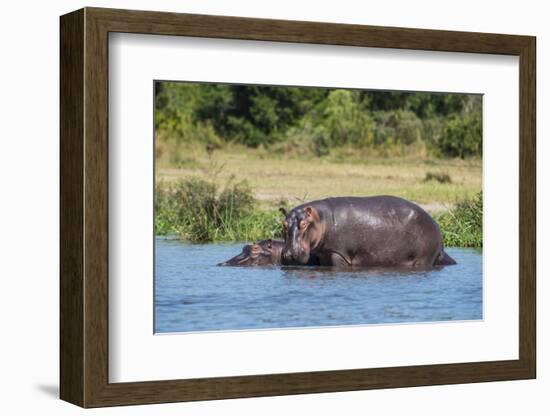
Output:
[{"xmin": 155, "ymin": 238, "xmax": 482, "ymax": 333}]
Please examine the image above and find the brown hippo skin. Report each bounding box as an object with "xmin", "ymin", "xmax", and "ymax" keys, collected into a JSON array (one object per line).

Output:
[
  {"xmin": 281, "ymin": 196, "xmax": 456, "ymax": 268},
  {"xmin": 218, "ymin": 239, "xmax": 285, "ymax": 266}
]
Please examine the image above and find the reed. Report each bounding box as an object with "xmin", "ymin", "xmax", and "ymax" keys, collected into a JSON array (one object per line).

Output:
[
  {"xmin": 155, "ymin": 178, "xmax": 282, "ymax": 242},
  {"xmin": 436, "ymin": 191, "xmax": 483, "ymax": 248}
]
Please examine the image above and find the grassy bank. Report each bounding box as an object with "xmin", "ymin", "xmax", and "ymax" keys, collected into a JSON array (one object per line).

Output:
[
  {"xmin": 155, "ymin": 160, "xmax": 482, "ymax": 247},
  {"xmin": 157, "ymin": 144, "xmax": 481, "ymax": 212}
]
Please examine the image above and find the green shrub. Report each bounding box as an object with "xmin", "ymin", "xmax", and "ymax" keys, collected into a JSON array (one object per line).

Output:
[
  {"xmin": 437, "ymin": 191, "xmax": 483, "ymax": 247},
  {"xmin": 280, "ymin": 90, "xmax": 374, "ymax": 156},
  {"xmin": 436, "ymin": 112, "xmax": 482, "ymax": 158},
  {"xmin": 320, "ymin": 90, "xmax": 374, "ymax": 147},
  {"xmin": 279, "ymin": 122, "xmax": 331, "ymax": 157},
  {"xmin": 372, "ymin": 110, "xmax": 423, "ymax": 147},
  {"xmin": 155, "ymin": 178, "xmax": 281, "ymax": 242}
]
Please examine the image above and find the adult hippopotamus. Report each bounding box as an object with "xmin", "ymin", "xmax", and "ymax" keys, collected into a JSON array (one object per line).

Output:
[
  {"xmin": 218, "ymin": 239, "xmax": 284, "ymax": 266},
  {"xmin": 280, "ymin": 196, "xmax": 456, "ymax": 268}
]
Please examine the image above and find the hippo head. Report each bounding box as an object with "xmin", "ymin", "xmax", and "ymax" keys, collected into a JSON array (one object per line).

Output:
[
  {"xmin": 218, "ymin": 239, "xmax": 283, "ymax": 266},
  {"xmin": 281, "ymin": 206, "xmax": 323, "ymax": 265}
]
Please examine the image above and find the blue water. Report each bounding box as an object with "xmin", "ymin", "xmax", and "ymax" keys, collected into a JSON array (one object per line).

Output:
[{"xmin": 154, "ymin": 238, "xmax": 482, "ymax": 333}]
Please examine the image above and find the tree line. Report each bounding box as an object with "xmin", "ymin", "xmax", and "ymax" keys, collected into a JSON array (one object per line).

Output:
[{"xmin": 155, "ymin": 82, "xmax": 482, "ymax": 158}]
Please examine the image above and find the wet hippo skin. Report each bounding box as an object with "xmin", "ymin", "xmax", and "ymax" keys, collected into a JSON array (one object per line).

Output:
[
  {"xmin": 281, "ymin": 195, "xmax": 456, "ymax": 268},
  {"xmin": 218, "ymin": 239, "xmax": 284, "ymax": 266},
  {"xmin": 218, "ymin": 239, "xmax": 321, "ymax": 267}
]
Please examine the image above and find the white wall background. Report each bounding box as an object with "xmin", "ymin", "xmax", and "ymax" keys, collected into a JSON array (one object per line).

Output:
[{"xmin": 0, "ymin": 0, "xmax": 545, "ymax": 414}]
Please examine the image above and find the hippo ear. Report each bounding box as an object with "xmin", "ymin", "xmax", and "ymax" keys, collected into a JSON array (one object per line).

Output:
[
  {"xmin": 266, "ymin": 239, "xmax": 272, "ymax": 249},
  {"xmin": 279, "ymin": 207, "xmax": 287, "ymax": 217},
  {"xmin": 304, "ymin": 206, "xmax": 319, "ymax": 222}
]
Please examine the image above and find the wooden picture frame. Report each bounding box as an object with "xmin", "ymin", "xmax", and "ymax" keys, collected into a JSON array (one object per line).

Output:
[{"xmin": 60, "ymin": 7, "xmax": 536, "ymax": 408}]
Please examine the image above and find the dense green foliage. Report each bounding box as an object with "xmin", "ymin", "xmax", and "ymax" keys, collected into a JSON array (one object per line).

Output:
[
  {"xmin": 436, "ymin": 191, "xmax": 483, "ymax": 248},
  {"xmin": 155, "ymin": 82, "xmax": 482, "ymax": 158},
  {"xmin": 438, "ymin": 112, "xmax": 483, "ymax": 158},
  {"xmin": 155, "ymin": 178, "xmax": 282, "ymax": 242}
]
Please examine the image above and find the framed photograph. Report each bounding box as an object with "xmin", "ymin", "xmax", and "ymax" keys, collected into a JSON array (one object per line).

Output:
[{"xmin": 60, "ymin": 7, "xmax": 536, "ymax": 408}]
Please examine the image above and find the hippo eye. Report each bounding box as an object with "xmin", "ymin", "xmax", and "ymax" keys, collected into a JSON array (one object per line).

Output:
[{"xmin": 299, "ymin": 220, "xmax": 307, "ymax": 229}]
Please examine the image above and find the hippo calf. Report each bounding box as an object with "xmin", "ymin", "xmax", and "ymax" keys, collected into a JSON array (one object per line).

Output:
[
  {"xmin": 281, "ymin": 195, "xmax": 456, "ymax": 268},
  {"xmin": 218, "ymin": 239, "xmax": 284, "ymax": 266},
  {"xmin": 218, "ymin": 239, "xmax": 320, "ymax": 267}
]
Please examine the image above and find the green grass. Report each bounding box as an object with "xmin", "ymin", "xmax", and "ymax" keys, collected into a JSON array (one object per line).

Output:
[
  {"xmin": 436, "ymin": 191, "xmax": 483, "ymax": 247},
  {"xmin": 155, "ymin": 178, "xmax": 282, "ymax": 242}
]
